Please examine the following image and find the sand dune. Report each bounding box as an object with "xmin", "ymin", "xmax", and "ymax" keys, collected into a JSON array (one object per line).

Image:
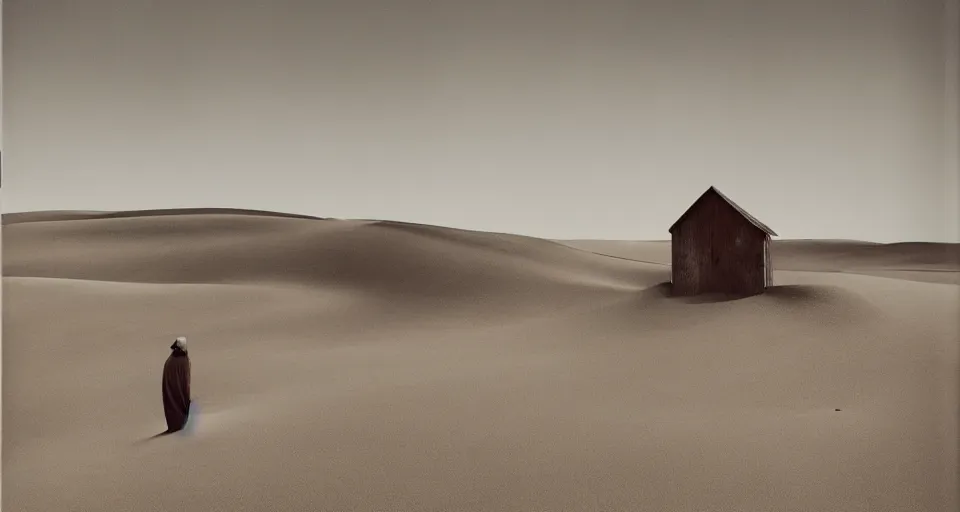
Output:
[
  {"xmin": 1, "ymin": 207, "xmax": 327, "ymax": 225},
  {"xmin": 559, "ymin": 239, "xmax": 960, "ymax": 284},
  {"xmin": 3, "ymin": 210, "xmax": 958, "ymax": 511}
]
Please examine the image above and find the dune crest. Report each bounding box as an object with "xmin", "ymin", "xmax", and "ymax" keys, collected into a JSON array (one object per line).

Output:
[
  {"xmin": 1, "ymin": 207, "xmax": 328, "ymax": 225},
  {"xmin": 2, "ymin": 211, "xmax": 666, "ymax": 298}
]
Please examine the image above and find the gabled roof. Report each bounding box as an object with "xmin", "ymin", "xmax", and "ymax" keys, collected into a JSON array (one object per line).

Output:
[{"xmin": 668, "ymin": 186, "xmax": 777, "ymax": 236}]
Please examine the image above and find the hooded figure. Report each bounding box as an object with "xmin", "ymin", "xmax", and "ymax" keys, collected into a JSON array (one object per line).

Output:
[{"xmin": 162, "ymin": 336, "xmax": 192, "ymax": 433}]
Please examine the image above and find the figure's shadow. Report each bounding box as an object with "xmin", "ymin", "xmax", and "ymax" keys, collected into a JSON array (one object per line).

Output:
[
  {"xmin": 134, "ymin": 429, "xmax": 179, "ymax": 445},
  {"xmin": 134, "ymin": 403, "xmax": 198, "ymax": 445}
]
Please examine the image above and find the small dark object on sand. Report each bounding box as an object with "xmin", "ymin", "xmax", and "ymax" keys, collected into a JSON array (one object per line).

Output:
[{"xmin": 835, "ymin": 408, "xmax": 841, "ymax": 411}]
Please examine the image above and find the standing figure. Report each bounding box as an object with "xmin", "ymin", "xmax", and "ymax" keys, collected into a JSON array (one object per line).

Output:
[{"xmin": 162, "ymin": 336, "xmax": 192, "ymax": 433}]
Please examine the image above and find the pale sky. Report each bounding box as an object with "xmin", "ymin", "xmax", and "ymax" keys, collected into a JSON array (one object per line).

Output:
[{"xmin": 3, "ymin": 0, "xmax": 958, "ymax": 242}]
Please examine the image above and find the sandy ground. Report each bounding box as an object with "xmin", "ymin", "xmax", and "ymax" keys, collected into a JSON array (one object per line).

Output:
[{"xmin": 3, "ymin": 210, "xmax": 958, "ymax": 512}]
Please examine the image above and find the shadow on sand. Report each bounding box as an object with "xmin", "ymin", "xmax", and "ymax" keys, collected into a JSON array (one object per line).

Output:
[
  {"xmin": 135, "ymin": 403, "xmax": 199, "ymax": 445},
  {"xmin": 134, "ymin": 429, "xmax": 181, "ymax": 445},
  {"xmin": 639, "ymin": 281, "xmax": 755, "ymax": 304}
]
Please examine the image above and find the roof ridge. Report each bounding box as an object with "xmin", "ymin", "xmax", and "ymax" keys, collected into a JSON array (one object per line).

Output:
[{"xmin": 668, "ymin": 186, "xmax": 777, "ymax": 236}]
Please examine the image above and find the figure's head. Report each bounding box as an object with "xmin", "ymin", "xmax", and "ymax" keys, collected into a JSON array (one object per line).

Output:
[{"xmin": 170, "ymin": 336, "xmax": 187, "ymax": 353}]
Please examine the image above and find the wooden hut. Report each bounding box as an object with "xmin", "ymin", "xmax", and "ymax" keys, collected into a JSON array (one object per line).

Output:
[{"xmin": 669, "ymin": 186, "xmax": 777, "ymax": 297}]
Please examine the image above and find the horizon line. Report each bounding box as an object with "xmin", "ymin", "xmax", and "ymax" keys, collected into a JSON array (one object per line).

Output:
[{"xmin": 2, "ymin": 207, "xmax": 957, "ymax": 246}]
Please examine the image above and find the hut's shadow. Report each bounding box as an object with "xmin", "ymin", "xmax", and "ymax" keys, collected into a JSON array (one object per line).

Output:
[{"xmin": 639, "ymin": 281, "xmax": 754, "ymax": 304}]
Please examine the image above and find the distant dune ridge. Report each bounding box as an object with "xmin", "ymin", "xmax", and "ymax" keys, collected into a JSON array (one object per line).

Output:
[
  {"xmin": 560, "ymin": 238, "xmax": 960, "ymax": 284},
  {"xmin": 3, "ymin": 208, "xmax": 958, "ymax": 512},
  {"xmin": 1, "ymin": 207, "xmax": 328, "ymax": 225}
]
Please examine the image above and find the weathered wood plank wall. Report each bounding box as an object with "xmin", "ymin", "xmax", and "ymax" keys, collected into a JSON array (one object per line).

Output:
[{"xmin": 671, "ymin": 192, "xmax": 768, "ymax": 296}]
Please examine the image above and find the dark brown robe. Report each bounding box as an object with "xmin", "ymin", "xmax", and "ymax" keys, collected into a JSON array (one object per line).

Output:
[{"xmin": 162, "ymin": 350, "xmax": 191, "ymax": 432}]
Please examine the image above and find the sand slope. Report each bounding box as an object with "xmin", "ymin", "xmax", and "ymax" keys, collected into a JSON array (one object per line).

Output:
[{"xmin": 3, "ymin": 210, "xmax": 958, "ymax": 512}]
